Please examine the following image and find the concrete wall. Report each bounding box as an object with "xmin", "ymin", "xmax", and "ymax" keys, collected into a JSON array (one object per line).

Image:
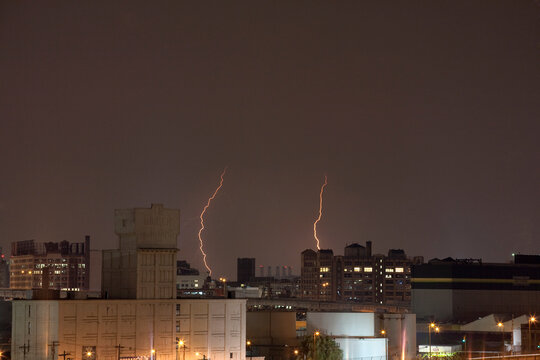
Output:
[
  {"xmin": 412, "ymin": 289, "xmax": 453, "ymax": 321},
  {"xmin": 246, "ymin": 311, "xmax": 297, "ymax": 345},
  {"xmin": 114, "ymin": 204, "xmax": 180, "ymax": 250},
  {"xmin": 307, "ymin": 312, "xmax": 376, "ymax": 336},
  {"xmin": 12, "ymin": 299, "xmax": 246, "ymax": 360}
]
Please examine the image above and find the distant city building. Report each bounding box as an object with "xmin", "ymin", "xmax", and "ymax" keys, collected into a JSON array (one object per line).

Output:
[
  {"xmin": 300, "ymin": 241, "xmax": 421, "ymax": 306},
  {"xmin": 412, "ymin": 255, "xmax": 540, "ymax": 322},
  {"xmin": 255, "ymin": 264, "xmax": 293, "ymax": 278},
  {"xmin": 237, "ymin": 258, "xmax": 255, "ymax": 283},
  {"xmin": 9, "ymin": 237, "xmax": 90, "ymax": 291},
  {"xmin": 176, "ymin": 260, "xmax": 206, "ymax": 290}
]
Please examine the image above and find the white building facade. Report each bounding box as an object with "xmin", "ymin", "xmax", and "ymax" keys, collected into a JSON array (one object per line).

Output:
[{"xmin": 12, "ymin": 298, "xmax": 246, "ymax": 360}]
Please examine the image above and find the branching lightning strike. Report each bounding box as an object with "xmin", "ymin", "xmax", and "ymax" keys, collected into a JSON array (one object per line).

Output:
[
  {"xmin": 313, "ymin": 174, "xmax": 328, "ymax": 250},
  {"xmin": 198, "ymin": 167, "xmax": 227, "ymax": 276}
]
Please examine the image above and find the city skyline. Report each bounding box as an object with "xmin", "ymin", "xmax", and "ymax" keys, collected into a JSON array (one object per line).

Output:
[{"xmin": 1, "ymin": 1, "xmax": 540, "ymax": 280}]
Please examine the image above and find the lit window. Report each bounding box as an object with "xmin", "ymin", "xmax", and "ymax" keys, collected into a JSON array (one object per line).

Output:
[
  {"xmin": 395, "ymin": 267, "xmax": 404, "ymax": 273},
  {"xmin": 386, "ymin": 268, "xmax": 394, "ymax": 272},
  {"xmin": 320, "ymin": 267, "xmax": 330, "ymax": 272},
  {"xmin": 385, "ymin": 274, "xmax": 392, "ymax": 278},
  {"xmin": 364, "ymin": 267, "xmax": 372, "ymax": 272},
  {"xmin": 354, "ymin": 267, "xmax": 361, "ymax": 272}
]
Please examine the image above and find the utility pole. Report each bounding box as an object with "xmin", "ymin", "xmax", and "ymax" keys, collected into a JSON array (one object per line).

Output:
[
  {"xmin": 19, "ymin": 341, "xmax": 30, "ymax": 360},
  {"xmin": 58, "ymin": 351, "xmax": 71, "ymax": 360},
  {"xmin": 49, "ymin": 341, "xmax": 59, "ymax": 360},
  {"xmin": 115, "ymin": 344, "xmax": 125, "ymax": 360}
]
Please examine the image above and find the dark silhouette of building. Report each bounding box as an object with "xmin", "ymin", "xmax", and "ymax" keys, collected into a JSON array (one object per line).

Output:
[
  {"xmin": 237, "ymin": 258, "xmax": 255, "ymax": 283},
  {"xmin": 177, "ymin": 260, "xmax": 200, "ymax": 275},
  {"xmin": 412, "ymin": 255, "xmax": 540, "ymax": 322}
]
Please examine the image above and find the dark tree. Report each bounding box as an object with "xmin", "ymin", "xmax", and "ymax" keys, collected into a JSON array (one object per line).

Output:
[{"xmin": 296, "ymin": 334, "xmax": 343, "ymax": 360}]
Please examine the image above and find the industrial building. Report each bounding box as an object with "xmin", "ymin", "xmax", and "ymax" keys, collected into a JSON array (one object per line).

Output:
[
  {"xmin": 411, "ymin": 256, "xmax": 540, "ymax": 322},
  {"xmin": 11, "ymin": 204, "xmax": 247, "ymax": 360}
]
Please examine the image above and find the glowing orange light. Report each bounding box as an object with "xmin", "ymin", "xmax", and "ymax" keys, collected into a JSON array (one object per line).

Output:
[
  {"xmin": 198, "ymin": 167, "xmax": 227, "ymax": 276},
  {"xmin": 313, "ymin": 174, "xmax": 328, "ymax": 250}
]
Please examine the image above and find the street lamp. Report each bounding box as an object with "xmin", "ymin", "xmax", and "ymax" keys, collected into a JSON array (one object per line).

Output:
[
  {"xmin": 429, "ymin": 323, "xmax": 439, "ymax": 360},
  {"xmin": 247, "ymin": 340, "xmax": 252, "ymax": 359},
  {"xmin": 313, "ymin": 331, "xmax": 320, "ymax": 360},
  {"xmin": 381, "ymin": 330, "xmax": 386, "ymax": 336},
  {"xmin": 529, "ymin": 316, "xmax": 537, "ymax": 353},
  {"xmin": 497, "ymin": 322, "xmax": 504, "ymax": 355},
  {"xmin": 178, "ymin": 340, "xmax": 186, "ymax": 360},
  {"xmin": 151, "ymin": 349, "xmax": 156, "ymax": 360}
]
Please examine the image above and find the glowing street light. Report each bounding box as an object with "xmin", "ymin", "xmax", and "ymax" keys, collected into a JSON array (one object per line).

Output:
[
  {"xmin": 381, "ymin": 329, "xmax": 386, "ymax": 336},
  {"xmin": 247, "ymin": 340, "xmax": 252, "ymax": 359},
  {"xmin": 529, "ymin": 316, "xmax": 537, "ymax": 353},
  {"xmin": 314, "ymin": 331, "xmax": 320, "ymax": 360},
  {"xmin": 429, "ymin": 323, "xmax": 440, "ymax": 360},
  {"xmin": 178, "ymin": 340, "xmax": 186, "ymax": 360}
]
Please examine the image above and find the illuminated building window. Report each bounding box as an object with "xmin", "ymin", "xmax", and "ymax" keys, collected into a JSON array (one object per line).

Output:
[
  {"xmin": 395, "ymin": 267, "xmax": 404, "ymax": 273},
  {"xmin": 386, "ymin": 268, "xmax": 394, "ymax": 272},
  {"xmin": 320, "ymin": 267, "xmax": 330, "ymax": 272},
  {"xmin": 364, "ymin": 267, "xmax": 373, "ymax": 272},
  {"xmin": 385, "ymin": 274, "xmax": 392, "ymax": 278},
  {"xmin": 354, "ymin": 267, "xmax": 361, "ymax": 272}
]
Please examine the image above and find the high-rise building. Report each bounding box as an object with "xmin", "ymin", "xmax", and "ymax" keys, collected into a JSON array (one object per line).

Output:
[
  {"xmin": 9, "ymin": 237, "xmax": 90, "ymax": 291},
  {"xmin": 102, "ymin": 203, "xmax": 179, "ymax": 299},
  {"xmin": 300, "ymin": 242, "xmax": 418, "ymax": 306},
  {"xmin": 237, "ymin": 258, "xmax": 255, "ymax": 283}
]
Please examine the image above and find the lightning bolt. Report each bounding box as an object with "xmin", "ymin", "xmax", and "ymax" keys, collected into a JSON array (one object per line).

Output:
[
  {"xmin": 313, "ymin": 174, "xmax": 328, "ymax": 250},
  {"xmin": 198, "ymin": 167, "xmax": 227, "ymax": 276}
]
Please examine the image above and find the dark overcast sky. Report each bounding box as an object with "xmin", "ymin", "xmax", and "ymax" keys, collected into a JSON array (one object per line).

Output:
[{"xmin": 1, "ymin": 1, "xmax": 539, "ymax": 280}]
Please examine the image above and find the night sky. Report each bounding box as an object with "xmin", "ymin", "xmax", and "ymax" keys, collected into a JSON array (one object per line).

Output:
[{"xmin": 1, "ymin": 1, "xmax": 539, "ymax": 280}]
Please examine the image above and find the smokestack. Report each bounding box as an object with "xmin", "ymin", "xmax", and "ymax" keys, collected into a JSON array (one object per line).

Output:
[{"xmin": 366, "ymin": 241, "xmax": 372, "ymax": 257}]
